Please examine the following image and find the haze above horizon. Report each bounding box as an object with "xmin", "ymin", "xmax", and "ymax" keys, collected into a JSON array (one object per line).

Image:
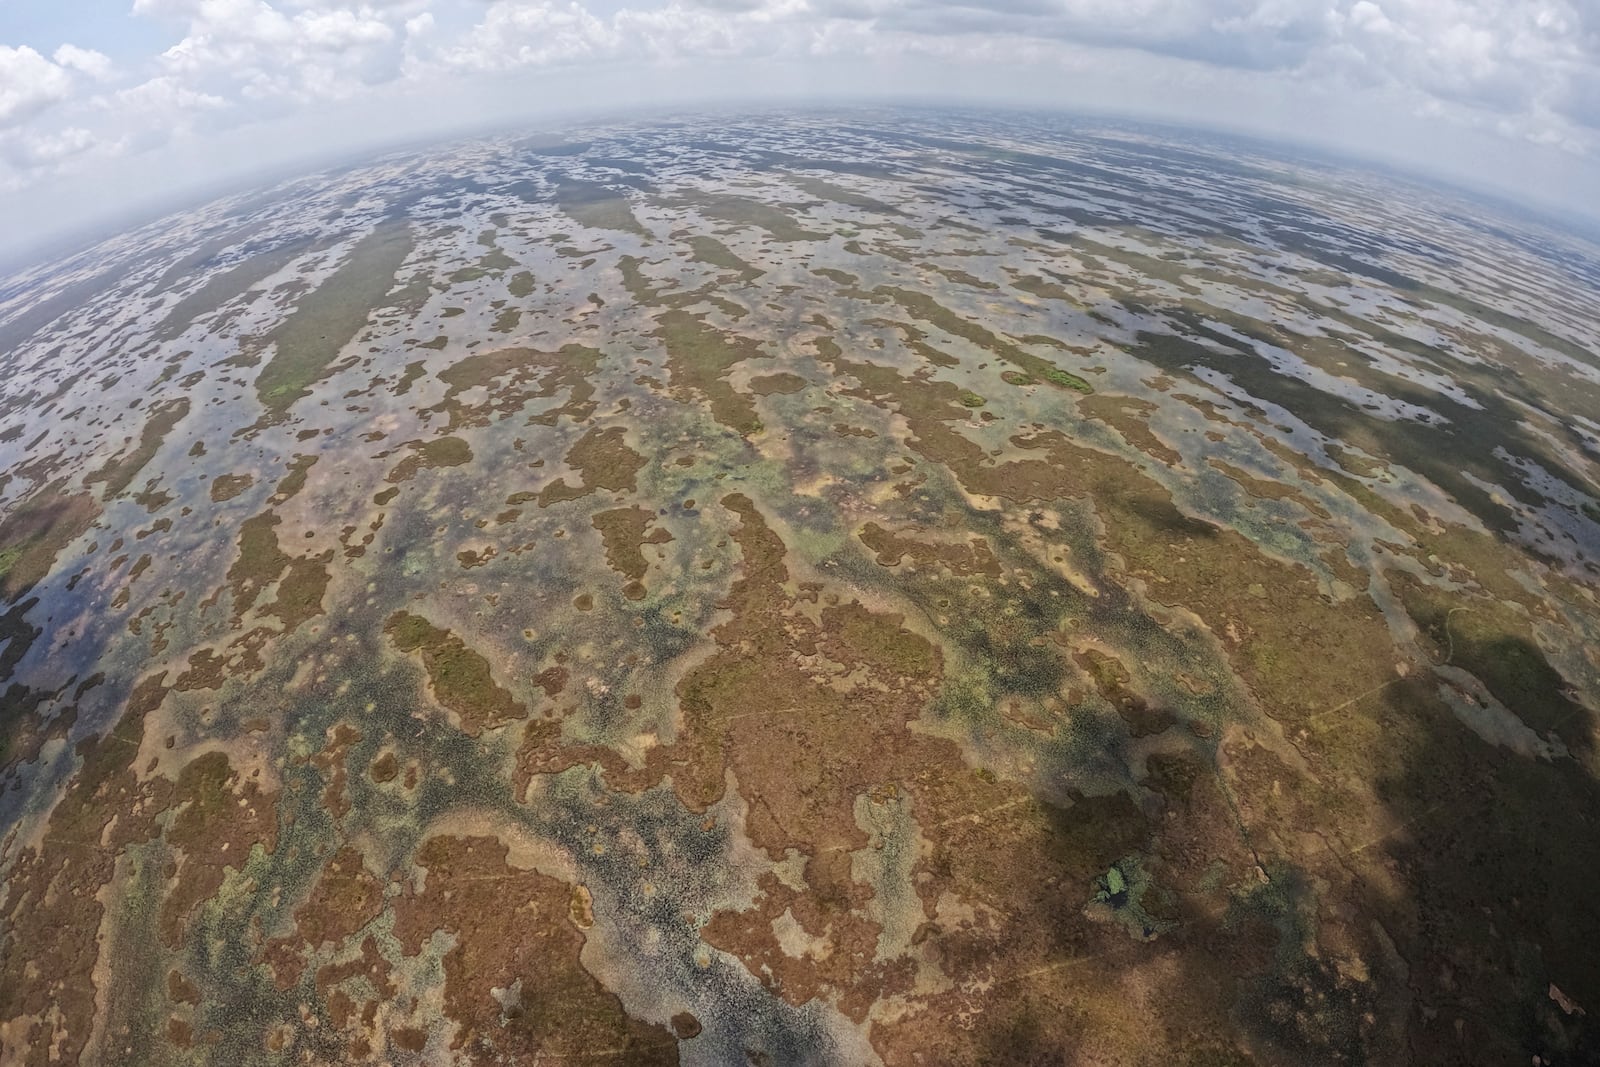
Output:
[{"xmin": 1, "ymin": 0, "xmax": 1598, "ymax": 258}]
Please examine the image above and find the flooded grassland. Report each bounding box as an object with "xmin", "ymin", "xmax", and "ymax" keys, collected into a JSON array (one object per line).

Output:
[{"xmin": 1, "ymin": 109, "xmax": 1598, "ymax": 1065}]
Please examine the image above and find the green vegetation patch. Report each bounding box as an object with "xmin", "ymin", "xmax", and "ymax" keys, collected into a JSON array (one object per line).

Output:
[
  {"xmin": 385, "ymin": 435, "xmax": 473, "ymax": 484},
  {"xmin": 0, "ymin": 485, "xmax": 100, "ymax": 603},
  {"xmin": 1392, "ymin": 572, "xmax": 1586, "ymax": 745},
  {"xmin": 154, "ymin": 237, "xmax": 313, "ymax": 342},
  {"xmin": 685, "ymin": 235, "xmax": 761, "ymax": 279},
  {"xmin": 86, "ymin": 397, "xmax": 191, "ymax": 500},
  {"xmin": 874, "ymin": 286, "xmax": 1094, "ymax": 395},
  {"xmin": 384, "ymin": 611, "xmax": 526, "ymax": 736},
  {"xmin": 693, "ymin": 194, "xmax": 827, "ymax": 242},
  {"xmin": 657, "ymin": 309, "xmax": 767, "ymax": 435},
  {"xmin": 1042, "ymin": 366, "xmax": 1094, "ymax": 393},
  {"xmin": 1088, "ymin": 854, "xmax": 1175, "ymax": 941},
  {"xmin": 254, "ymin": 221, "xmax": 415, "ymax": 422},
  {"xmin": 556, "ymin": 180, "xmax": 647, "ymax": 237}
]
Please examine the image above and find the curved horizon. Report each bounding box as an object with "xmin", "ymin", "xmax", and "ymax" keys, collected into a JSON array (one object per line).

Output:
[
  {"xmin": 9, "ymin": 95, "xmax": 1600, "ymax": 277},
  {"xmin": 4, "ymin": 0, "xmax": 1600, "ymax": 258},
  {"xmin": 1, "ymin": 9, "xmax": 1598, "ymax": 1067}
]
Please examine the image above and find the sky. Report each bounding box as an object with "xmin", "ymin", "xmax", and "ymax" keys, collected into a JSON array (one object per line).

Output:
[{"xmin": 2, "ymin": 0, "xmax": 1599, "ymax": 258}]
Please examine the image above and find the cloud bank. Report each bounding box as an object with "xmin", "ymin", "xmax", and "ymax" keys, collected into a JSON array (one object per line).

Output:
[{"xmin": 2, "ymin": 0, "xmax": 1598, "ymax": 247}]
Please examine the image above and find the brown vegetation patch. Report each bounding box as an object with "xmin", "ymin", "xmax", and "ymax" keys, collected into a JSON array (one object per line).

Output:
[
  {"xmin": 645, "ymin": 494, "xmax": 1278, "ymax": 1059},
  {"xmin": 226, "ymin": 511, "xmax": 290, "ymax": 621},
  {"xmin": 311, "ymin": 723, "xmax": 363, "ymax": 823},
  {"xmin": 152, "ymin": 235, "xmax": 313, "ymax": 341},
  {"xmin": 262, "ymin": 845, "xmax": 384, "ymax": 989},
  {"xmin": 818, "ymin": 337, "xmax": 1085, "ymax": 503},
  {"xmin": 1125, "ymin": 316, "xmax": 1595, "ymax": 537},
  {"xmin": 1392, "ymin": 571, "xmax": 1589, "ymax": 747},
  {"xmin": 1205, "ymin": 459, "xmax": 1331, "ymax": 522},
  {"xmin": 692, "ymin": 194, "xmax": 827, "ymax": 241},
  {"xmin": 702, "ymin": 863, "xmax": 890, "ymax": 1014},
  {"xmin": 219, "ymin": 508, "xmax": 331, "ymax": 636},
  {"xmin": 1073, "ymin": 647, "xmax": 1177, "ymax": 737},
  {"xmin": 391, "ymin": 835, "xmax": 678, "ymax": 1062},
  {"xmin": 748, "ymin": 372, "xmax": 808, "ymax": 397},
  {"xmin": 685, "ymin": 235, "xmax": 761, "ymax": 279},
  {"xmin": 873, "ymin": 286, "xmax": 1093, "ymax": 394},
  {"xmin": 264, "ymin": 552, "xmax": 332, "ymax": 631},
  {"xmin": 0, "ymin": 682, "xmax": 77, "ymax": 770},
  {"xmin": 158, "ymin": 751, "xmax": 280, "ymax": 947},
  {"xmin": 428, "ymin": 344, "xmax": 602, "ymax": 431},
  {"xmin": 175, "ymin": 648, "xmax": 229, "ymax": 692},
  {"xmin": 790, "ymin": 174, "xmax": 902, "ymax": 215},
  {"xmin": 556, "ymin": 180, "xmax": 648, "ymax": 236},
  {"xmin": 369, "ymin": 751, "xmax": 398, "ymax": 783},
  {"xmin": 0, "ymin": 675, "xmax": 174, "ymax": 1065},
  {"xmin": 209, "ymin": 473, "xmax": 255, "ymax": 502},
  {"xmin": 457, "ymin": 545, "xmax": 497, "ymax": 569},
  {"xmin": 312, "ymin": 935, "xmax": 396, "ymax": 1053},
  {"xmin": 166, "ymin": 969, "xmax": 199, "ymax": 1006},
  {"xmin": 536, "ymin": 426, "xmax": 647, "ymax": 506},
  {"xmin": 1078, "ymin": 394, "xmax": 1181, "ymax": 467},
  {"xmin": 393, "ymin": 358, "xmax": 427, "ymax": 396},
  {"xmin": 858, "ymin": 521, "xmax": 1001, "ymax": 577},
  {"xmin": 268, "ymin": 454, "xmax": 318, "ymax": 505},
  {"xmin": 132, "ymin": 484, "xmax": 174, "ymax": 513},
  {"xmin": 591, "ymin": 506, "xmax": 674, "ymax": 584}
]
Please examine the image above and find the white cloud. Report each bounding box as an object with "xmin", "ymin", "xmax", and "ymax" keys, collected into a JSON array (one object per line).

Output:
[
  {"xmin": 440, "ymin": 1, "xmax": 623, "ymax": 71},
  {"xmin": 1, "ymin": 0, "xmax": 1598, "ymax": 232},
  {"xmin": 139, "ymin": 0, "xmax": 422, "ymax": 107},
  {"xmin": 0, "ymin": 126, "xmax": 99, "ymax": 169},
  {"xmin": 1310, "ymin": 0, "xmax": 1599, "ymax": 151},
  {"xmin": 415, "ymin": 0, "xmax": 1600, "ymax": 155},
  {"xmin": 0, "ymin": 46, "xmax": 76, "ymax": 127},
  {"xmin": 52, "ymin": 45, "xmax": 116, "ymax": 82},
  {"xmin": 112, "ymin": 76, "xmax": 231, "ymax": 118}
]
